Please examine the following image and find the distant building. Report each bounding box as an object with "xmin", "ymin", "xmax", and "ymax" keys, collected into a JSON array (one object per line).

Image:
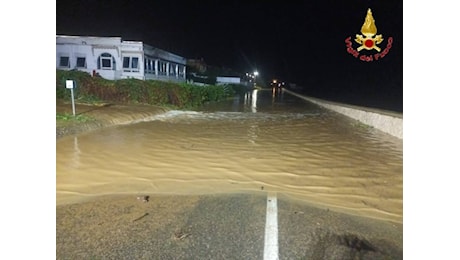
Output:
[
  {"xmin": 216, "ymin": 76, "xmax": 241, "ymax": 85},
  {"xmin": 56, "ymin": 35, "xmax": 186, "ymax": 82},
  {"xmin": 187, "ymin": 58, "xmax": 208, "ymax": 73}
]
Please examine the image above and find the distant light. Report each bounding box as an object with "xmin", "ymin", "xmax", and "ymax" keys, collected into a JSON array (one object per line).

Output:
[
  {"xmin": 273, "ymin": 79, "xmax": 277, "ymax": 84},
  {"xmin": 254, "ymin": 71, "xmax": 259, "ymax": 76}
]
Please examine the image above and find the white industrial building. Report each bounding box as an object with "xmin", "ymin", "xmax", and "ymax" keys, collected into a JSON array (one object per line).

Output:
[{"xmin": 56, "ymin": 35, "xmax": 186, "ymax": 82}]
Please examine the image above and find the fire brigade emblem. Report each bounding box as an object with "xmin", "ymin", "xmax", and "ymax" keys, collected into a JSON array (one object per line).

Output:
[{"xmin": 355, "ymin": 8, "xmax": 383, "ymax": 52}]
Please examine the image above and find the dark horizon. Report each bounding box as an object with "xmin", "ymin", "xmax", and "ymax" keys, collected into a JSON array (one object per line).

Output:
[{"xmin": 56, "ymin": 1, "xmax": 402, "ymax": 112}]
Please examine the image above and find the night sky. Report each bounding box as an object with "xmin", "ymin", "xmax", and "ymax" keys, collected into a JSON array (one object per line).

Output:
[{"xmin": 56, "ymin": 0, "xmax": 403, "ymax": 112}]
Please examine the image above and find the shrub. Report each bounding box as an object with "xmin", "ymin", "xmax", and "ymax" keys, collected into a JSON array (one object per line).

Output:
[{"xmin": 56, "ymin": 70, "xmax": 235, "ymax": 108}]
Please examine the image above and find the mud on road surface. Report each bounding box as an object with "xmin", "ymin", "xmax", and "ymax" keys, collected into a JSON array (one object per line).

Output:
[
  {"xmin": 56, "ymin": 100, "xmax": 168, "ymax": 139},
  {"xmin": 56, "ymin": 193, "xmax": 403, "ymax": 260}
]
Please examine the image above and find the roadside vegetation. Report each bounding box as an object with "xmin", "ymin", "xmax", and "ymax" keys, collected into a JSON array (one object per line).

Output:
[
  {"xmin": 56, "ymin": 70, "xmax": 247, "ymax": 109},
  {"xmin": 56, "ymin": 70, "xmax": 248, "ymax": 133},
  {"xmin": 56, "ymin": 112, "xmax": 94, "ymax": 127}
]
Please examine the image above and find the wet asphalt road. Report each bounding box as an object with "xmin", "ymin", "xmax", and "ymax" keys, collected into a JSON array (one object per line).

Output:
[{"xmin": 56, "ymin": 193, "xmax": 402, "ymax": 259}]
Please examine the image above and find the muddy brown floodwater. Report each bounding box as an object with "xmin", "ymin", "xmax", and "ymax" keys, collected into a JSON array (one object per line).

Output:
[{"xmin": 56, "ymin": 89, "xmax": 402, "ymax": 224}]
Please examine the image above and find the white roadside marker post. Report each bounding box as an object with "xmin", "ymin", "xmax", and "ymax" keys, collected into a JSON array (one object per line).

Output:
[{"xmin": 65, "ymin": 80, "xmax": 76, "ymax": 117}]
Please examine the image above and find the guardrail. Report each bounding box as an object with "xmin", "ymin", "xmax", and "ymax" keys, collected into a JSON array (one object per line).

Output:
[{"xmin": 284, "ymin": 89, "xmax": 402, "ymax": 139}]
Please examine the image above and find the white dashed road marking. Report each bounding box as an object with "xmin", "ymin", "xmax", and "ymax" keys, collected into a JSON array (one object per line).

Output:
[{"xmin": 264, "ymin": 193, "xmax": 279, "ymax": 260}]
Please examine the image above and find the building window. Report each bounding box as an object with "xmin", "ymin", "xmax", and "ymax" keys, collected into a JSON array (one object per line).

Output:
[
  {"xmin": 59, "ymin": 56, "xmax": 70, "ymax": 68},
  {"xmin": 98, "ymin": 53, "xmax": 115, "ymax": 70},
  {"xmin": 169, "ymin": 63, "xmax": 176, "ymax": 76},
  {"xmin": 123, "ymin": 57, "xmax": 130, "ymax": 69},
  {"xmin": 123, "ymin": 56, "xmax": 139, "ymax": 72},
  {"xmin": 178, "ymin": 65, "xmax": 185, "ymax": 77},
  {"xmin": 158, "ymin": 60, "xmax": 167, "ymax": 75},
  {"xmin": 132, "ymin": 57, "xmax": 139, "ymax": 70},
  {"xmin": 144, "ymin": 58, "xmax": 154, "ymax": 74},
  {"xmin": 76, "ymin": 57, "xmax": 86, "ymax": 68}
]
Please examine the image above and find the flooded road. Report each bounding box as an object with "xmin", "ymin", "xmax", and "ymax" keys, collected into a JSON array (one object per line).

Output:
[{"xmin": 56, "ymin": 88, "xmax": 402, "ymax": 223}]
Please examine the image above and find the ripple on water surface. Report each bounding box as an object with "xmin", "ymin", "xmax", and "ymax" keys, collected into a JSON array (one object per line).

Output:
[{"xmin": 57, "ymin": 95, "xmax": 402, "ymax": 223}]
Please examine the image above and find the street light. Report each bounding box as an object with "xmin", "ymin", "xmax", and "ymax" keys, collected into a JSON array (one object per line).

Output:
[{"xmin": 254, "ymin": 71, "xmax": 259, "ymax": 87}]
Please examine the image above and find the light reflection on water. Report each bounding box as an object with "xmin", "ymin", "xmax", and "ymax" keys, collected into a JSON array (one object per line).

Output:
[{"xmin": 56, "ymin": 89, "xmax": 402, "ymax": 223}]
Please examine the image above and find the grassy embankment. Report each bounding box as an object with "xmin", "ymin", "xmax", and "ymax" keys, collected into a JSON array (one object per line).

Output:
[{"xmin": 56, "ymin": 70, "xmax": 247, "ymax": 126}]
